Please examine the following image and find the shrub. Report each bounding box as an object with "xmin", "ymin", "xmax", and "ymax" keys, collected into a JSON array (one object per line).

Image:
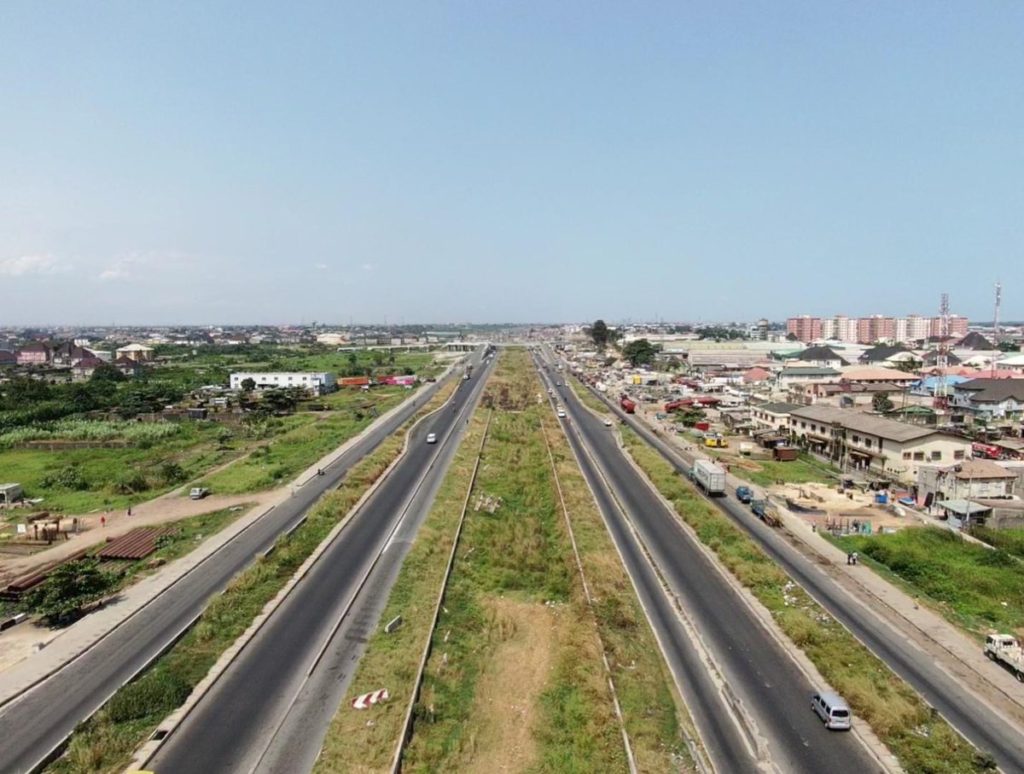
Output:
[
  {"xmin": 40, "ymin": 465, "xmax": 89, "ymax": 491},
  {"xmin": 106, "ymin": 671, "xmax": 191, "ymax": 723}
]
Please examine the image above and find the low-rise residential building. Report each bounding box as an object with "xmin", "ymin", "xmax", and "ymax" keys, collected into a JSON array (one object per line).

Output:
[
  {"xmin": 951, "ymin": 378, "xmax": 1024, "ymax": 420},
  {"xmin": 750, "ymin": 401, "xmax": 800, "ymax": 432},
  {"xmin": 16, "ymin": 342, "xmax": 50, "ymax": 366},
  {"xmin": 788, "ymin": 405, "xmax": 972, "ymax": 482},
  {"xmin": 0, "ymin": 483, "xmax": 23, "ymax": 505},
  {"xmin": 789, "ymin": 345, "xmax": 849, "ymax": 369},
  {"xmin": 229, "ymin": 371, "xmax": 336, "ymax": 395},
  {"xmin": 115, "ymin": 343, "xmax": 155, "ymax": 362},
  {"xmin": 917, "ymin": 459, "xmax": 1018, "ymax": 505},
  {"xmin": 777, "ymin": 367, "xmax": 841, "ymax": 389},
  {"xmin": 71, "ymin": 356, "xmax": 106, "ymax": 381}
]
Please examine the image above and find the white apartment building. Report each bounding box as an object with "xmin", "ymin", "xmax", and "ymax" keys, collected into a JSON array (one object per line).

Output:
[{"xmin": 230, "ymin": 372, "xmax": 336, "ymax": 395}]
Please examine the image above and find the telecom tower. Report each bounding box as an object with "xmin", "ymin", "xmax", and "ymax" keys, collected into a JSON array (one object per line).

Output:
[
  {"xmin": 934, "ymin": 292, "xmax": 950, "ymax": 409},
  {"xmin": 993, "ymin": 281, "xmax": 1003, "ymax": 343}
]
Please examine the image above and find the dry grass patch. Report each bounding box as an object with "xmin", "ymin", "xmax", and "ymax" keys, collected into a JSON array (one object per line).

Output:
[{"xmin": 542, "ymin": 412, "xmax": 694, "ymax": 773}]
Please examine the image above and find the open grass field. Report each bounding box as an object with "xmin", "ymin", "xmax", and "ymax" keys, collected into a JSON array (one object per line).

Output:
[
  {"xmin": 832, "ymin": 527, "xmax": 1024, "ymax": 638},
  {"xmin": 620, "ymin": 428, "xmax": 991, "ymax": 774},
  {"xmin": 152, "ymin": 346, "xmax": 443, "ymax": 392},
  {"xmin": 715, "ymin": 453, "xmax": 835, "ymax": 488},
  {"xmin": 972, "ymin": 526, "xmax": 1024, "ymax": 562},
  {"xmin": 198, "ymin": 390, "xmax": 409, "ymax": 494},
  {"xmin": 46, "ymin": 378, "xmax": 457, "ymax": 774},
  {"xmin": 400, "ymin": 350, "xmax": 630, "ymax": 773},
  {"xmin": 0, "ymin": 421, "xmax": 233, "ymax": 515}
]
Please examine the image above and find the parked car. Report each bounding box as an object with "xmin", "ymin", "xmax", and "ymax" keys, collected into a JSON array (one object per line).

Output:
[
  {"xmin": 426, "ymin": 433, "xmax": 437, "ymax": 444},
  {"xmin": 735, "ymin": 485, "xmax": 753, "ymax": 504},
  {"xmin": 189, "ymin": 487, "xmax": 209, "ymax": 500},
  {"xmin": 811, "ymin": 690, "xmax": 851, "ymax": 730}
]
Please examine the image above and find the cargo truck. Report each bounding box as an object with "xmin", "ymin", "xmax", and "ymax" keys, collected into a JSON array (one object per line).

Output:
[
  {"xmin": 620, "ymin": 395, "xmax": 637, "ymax": 414},
  {"xmin": 691, "ymin": 460, "xmax": 726, "ymax": 496},
  {"xmin": 985, "ymin": 634, "xmax": 1024, "ymax": 681}
]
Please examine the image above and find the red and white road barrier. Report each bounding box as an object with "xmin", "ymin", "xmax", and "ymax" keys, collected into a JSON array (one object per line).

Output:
[{"xmin": 352, "ymin": 688, "xmax": 389, "ymax": 710}]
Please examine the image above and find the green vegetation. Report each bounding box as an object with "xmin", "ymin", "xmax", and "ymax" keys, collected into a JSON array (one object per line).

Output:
[
  {"xmin": 26, "ymin": 559, "xmax": 118, "ymax": 626},
  {"xmin": 971, "ymin": 526, "xmax": 1024, "ymax": 562},
  {"xmin": 402, "ymin": 350, "xmax": 628, "ymax": 772},
  {"xmin": 567, "ymin": 375, "xmax": 611, "ymax": 415},
  {"xmin": 832, "ymin": 527, "xmax": 1024, "ymax": 638},
  {"xmin": 314, "ymin": 407, "xmax": 491, "ymax": 773},
  {"xmin": 46, "ymin": 383, "xmax": 455, "ymax": 774},
  {"xmin": 620, "ymin": 428, "xmax": 990, "ymax": 774},
  {"xmin": 541, "ymin": 411, "xmax": 692, "ymax": 771},
  {"xmin": 0, "ymin": 422, "xmax": 231, "ymax": 515},
  {"xmin": 0, "ymin": 345, "xmax": 445, "ymax": 517},
  {"xmin": 199, "ymin": 391, "xmax": 407, "ymax": 494},
  {"xmin": 724, "ymin": 453, "xmax": 834, "ymax": 488},
  {"xmin": 621, "ymin": 338, "xmax": 659, "ymax": 367},
  {"xmin": 20, "ymin": 507, "xmax": 247, "ymax": 626}
]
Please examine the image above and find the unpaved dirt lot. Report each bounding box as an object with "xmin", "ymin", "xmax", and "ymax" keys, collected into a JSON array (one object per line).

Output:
[{"xmin": 462, "ymin": 596, "xmax": 558, "ymax": 774}]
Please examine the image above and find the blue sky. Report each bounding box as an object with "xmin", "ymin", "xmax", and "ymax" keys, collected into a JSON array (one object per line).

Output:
[{"xmin": 1, "ymin": 2, "xmax": 1021, "ymax": 325}]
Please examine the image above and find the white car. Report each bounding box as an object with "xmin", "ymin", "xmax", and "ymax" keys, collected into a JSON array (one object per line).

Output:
[
  {"xmin": 426, "ymin": 433, "xmax": 437, "ymax": 444},
  {"xmin": 557, "ymin": 409, "xmax": 566, "ymax": 418},
  {"xmin": 603, "ymin": 418, "xmax": 613, "ymax": 427}
]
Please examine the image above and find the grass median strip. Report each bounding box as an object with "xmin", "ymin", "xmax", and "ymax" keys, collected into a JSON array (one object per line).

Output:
[
  {"xmin": 541, "ymin": 411, "xmax": 696, "ymax": 773},
  {"xmin": 312, "ymin": 408, "xmax": 490, "ymax": 773},
  {"xmin": 45, "ymin": 384, "xmax": 456, "ymax": 774},
  {"xmin": 358, "ymin": 350, "xmax": 627, "ymax": 772},
  {"xmin": 319, "ymin": 351, "xmax": 636, "ymax": 773},
  {"xmin": 619, "ymin": 427, "xmax": 995, "ymax": 774}
]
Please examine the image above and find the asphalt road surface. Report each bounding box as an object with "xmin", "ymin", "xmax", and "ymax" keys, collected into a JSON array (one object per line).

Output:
[
  {"xmin": 590, "ymin": 371, "xmax": 1024, "ymax": 773},
  {"xmin": 0, "ymin": 350, "xmax": 484, "ymax": 774},
  {"xmin": 148, "ymin": 352, "xmax": 496, "ymax": 774},
  {"xmin": 540, "ymin": 351, "xmax": 879, "ymax": 774}
]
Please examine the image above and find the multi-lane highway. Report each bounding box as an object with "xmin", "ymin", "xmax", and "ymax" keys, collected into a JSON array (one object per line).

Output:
[
  {"xmin": 147, "ymin": 350, "xmax": 496, "ymax": 773},
  {"xmin": 0, "ymin": 348, "xmax": 487, "ymax": 774},
  {"xmin": 537, "ymin": 351, "xmax": 880, "ymax": 774},
  {"xmin": 556, "ymin": 350, "xmax": 1024, "ymax": 773}
]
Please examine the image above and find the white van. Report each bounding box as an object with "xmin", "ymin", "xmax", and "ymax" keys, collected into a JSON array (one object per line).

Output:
[{"xmin": 811, "ymin": 690, "xmax": 851, "ymax": 730}]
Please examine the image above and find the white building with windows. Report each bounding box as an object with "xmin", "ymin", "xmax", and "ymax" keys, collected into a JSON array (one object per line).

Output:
[{"xmin": 230, "ymin": 372, "xmax": 336, "ymax": 395}]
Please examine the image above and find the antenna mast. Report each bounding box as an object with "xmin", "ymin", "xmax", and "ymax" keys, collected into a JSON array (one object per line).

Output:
[
  {"xmin": 993, "ymin": 281, "xmax": 1002, "ymax": 344},
  {"xmin": 934, "ymin": 292, "xmax": 950, "ymax": 409}
]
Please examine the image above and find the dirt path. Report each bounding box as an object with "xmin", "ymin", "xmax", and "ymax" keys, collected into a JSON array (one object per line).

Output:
[
  {"xmin": 0, "ymin": 490, "xmax": 280, "ymax": 585},
  {"xmin": 461, "ymin": 597, "xmax": 557, "ymax": 773}
]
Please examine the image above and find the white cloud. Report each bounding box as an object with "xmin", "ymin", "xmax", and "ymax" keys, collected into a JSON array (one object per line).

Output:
[
  {"xmin": 361, "ymin": 262, "xmax": 375, "ymax": 272},
  {"xmin": 314, "ymin": 262, "xmax": 328, "ymax": 270},
  {"xmin": 97, "ymin": 250, "xmax": 194, "ymax": 282},
  {"xmin": 0, "ymin": 254, "xmax": 66, "ymax": 277}
]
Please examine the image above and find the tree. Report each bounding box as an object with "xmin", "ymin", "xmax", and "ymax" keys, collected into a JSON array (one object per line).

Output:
[
  {"xmin": 240, "ymin": 377, "xmax": 256, "ymax": 392},
  {"xmin": 590, "ymin": 319, "xmax": 610, "ymax": 349},
  {"xmin": 25, "ymin": 558, "xmax": 117, "ymax": 626},
  {"xmin": 90, "ymin": 363, "xmax": 127, "ymax": 383},
  {"xmin": 159, "ymin": 461, "xmax": 187, "ymax": 485},
  {"xmin": 621, "ymin": 338, "xmax": 660, "ymax": 367},
  {"xmin": 872, "ymin": 392, "xmax": 895, "ymax": 413}
]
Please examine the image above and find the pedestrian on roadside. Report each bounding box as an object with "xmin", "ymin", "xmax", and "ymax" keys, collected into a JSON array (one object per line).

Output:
[
  {"xmin": 101, "ymin": 516, "xmax": 106, "ymax": 528},
  {"xmin": 127, "ymin": 505, "xmax": 132, "ymax": 517},
  {"xmin": 852, "ymin": 552, "xmax": 859, "ymax": 566}
]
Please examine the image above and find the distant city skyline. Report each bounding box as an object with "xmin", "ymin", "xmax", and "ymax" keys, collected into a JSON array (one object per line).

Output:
[{"xmin": 1, "ymin": 3, "xmax": 1021, "ymax": 324}]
